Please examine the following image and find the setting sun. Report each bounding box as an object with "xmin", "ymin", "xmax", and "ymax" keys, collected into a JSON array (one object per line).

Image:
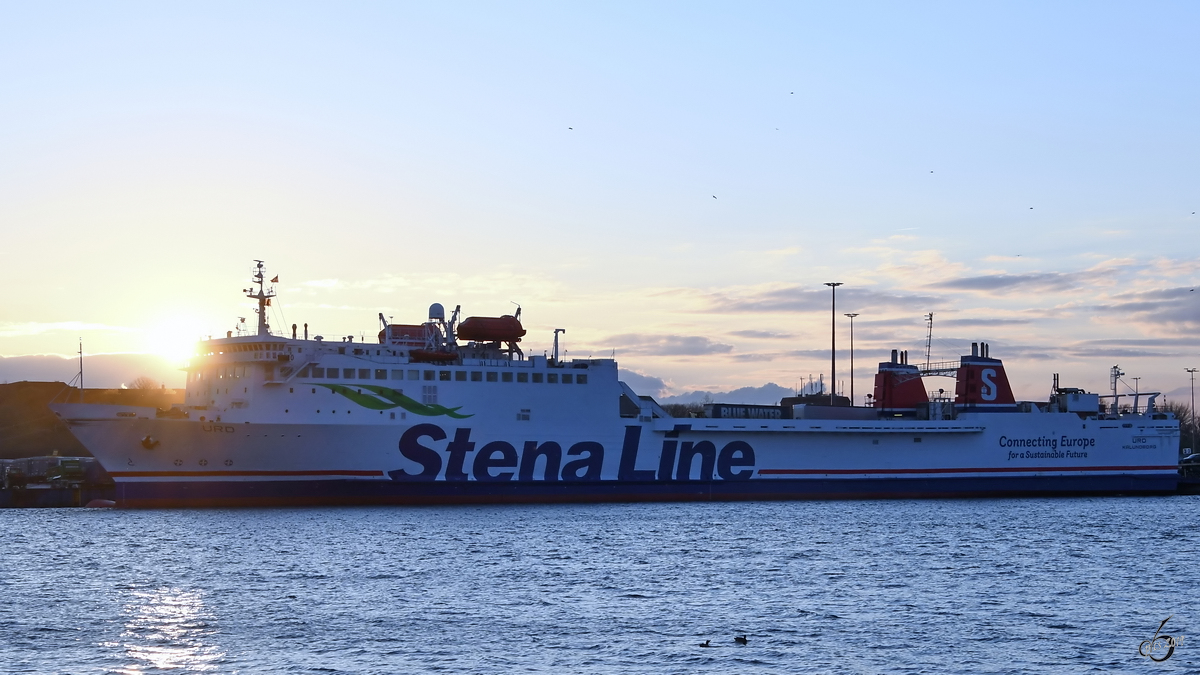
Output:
[{"xmin": 139, "ymin": 314, "xmax": 210, "ymax": 365}]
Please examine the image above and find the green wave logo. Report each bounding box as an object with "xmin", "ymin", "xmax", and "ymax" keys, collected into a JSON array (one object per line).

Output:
[{"xmin": 310, "ymin": 384, "xmax": 472, "ymax": 418}]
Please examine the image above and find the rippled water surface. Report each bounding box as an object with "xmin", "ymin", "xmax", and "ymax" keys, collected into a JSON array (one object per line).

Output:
[{"xmin": 2, "ymin": 497, "xmax": 1198, "ymax": 674}]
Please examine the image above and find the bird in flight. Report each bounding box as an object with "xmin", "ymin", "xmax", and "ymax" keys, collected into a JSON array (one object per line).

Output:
[{"xmin": 713, "ymin": 195, "xmax": 717, "ymax": 199}]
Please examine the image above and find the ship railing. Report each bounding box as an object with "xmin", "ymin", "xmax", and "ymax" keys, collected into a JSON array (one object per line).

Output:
[
  {"xmin": 1099, "ymin": 392, "xmax": 1162, "ymax": 415},
  {"xmin": 919, "ymin": 361, "xmax": 960, "ymax": 377}
]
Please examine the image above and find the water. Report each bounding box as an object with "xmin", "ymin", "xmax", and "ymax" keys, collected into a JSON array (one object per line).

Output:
[{"xmin": 2, "ymin": 497, "xmax": 1198, "ymax": 674}]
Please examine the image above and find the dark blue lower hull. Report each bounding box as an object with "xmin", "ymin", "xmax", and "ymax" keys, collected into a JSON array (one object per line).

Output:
[{"xmin": 114, "ymin": 473, "xmax": 1180, "ymax": 507}]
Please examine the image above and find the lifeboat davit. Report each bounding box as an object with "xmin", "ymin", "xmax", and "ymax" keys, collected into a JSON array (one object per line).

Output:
[
  {"xmin": 409, "ymin": 350, "xmax": 458, "ymax": 363},
  {"xmin": 457, "ymin": 315, "xmax": 526, "ymax": 342}
]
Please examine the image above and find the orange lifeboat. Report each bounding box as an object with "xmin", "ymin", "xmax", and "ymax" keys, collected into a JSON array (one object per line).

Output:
[
  {"xmin": 410, "ymin": 349, "xmax": 458, "ymax": 364},
  {"xmin": 457, "ymin": 315, "xmax": 526, "ymax": 342}
]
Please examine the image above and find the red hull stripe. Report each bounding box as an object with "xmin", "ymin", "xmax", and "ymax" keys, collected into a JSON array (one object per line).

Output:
[
  {"xmin": 109, "ymin": 470, "xmax": 385, "ymax": 478},
  {"xmin": 758, "ymin": 465, "xmax": 1176, "ymax": 475}
]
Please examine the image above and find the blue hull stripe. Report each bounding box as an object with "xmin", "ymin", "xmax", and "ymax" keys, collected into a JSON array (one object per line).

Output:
[{"xmin": 114, "ymin": 474, "xmax": 1179, "ymax": 507}]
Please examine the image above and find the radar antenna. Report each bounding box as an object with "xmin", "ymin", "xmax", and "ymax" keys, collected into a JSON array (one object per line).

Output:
[{"xmin": 244, "ymin": 260, "xmax": 277, "ymax": 337}]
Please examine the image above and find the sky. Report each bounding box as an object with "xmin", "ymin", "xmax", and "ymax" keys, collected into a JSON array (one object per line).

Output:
[{"xmin": 1, "ymin": 2, "xmax": 1197, "ymax": 402}]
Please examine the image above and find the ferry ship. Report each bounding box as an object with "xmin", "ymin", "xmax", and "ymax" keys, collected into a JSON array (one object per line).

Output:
[{"xmin": 51, "ymin": 263, "xmax": 1182, "ymax": 507}]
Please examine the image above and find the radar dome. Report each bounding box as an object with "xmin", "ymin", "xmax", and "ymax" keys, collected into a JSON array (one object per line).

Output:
[{"xmin": 428, "ymin": 303, "xmax": 446, "ymax": 321}]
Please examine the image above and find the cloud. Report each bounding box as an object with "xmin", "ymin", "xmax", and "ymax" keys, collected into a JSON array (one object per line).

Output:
[
  {"xmin": 0, "ymin": 321, "xmax": 135, "ymax": 338},
  {"xmin": 927, "ymin": 271, "xmax": 1089, "ymax": 293},
  {"xmin": 728, "ymin": 330, "xmax": 792, "ymax": 339},
  {"xmin": 1087, "ymin": 287, "xmax": 1200, "ymax": 332},
  {"xmin": 706, "ymin": 285, "xmax": 942, "ymax": 314},
  {"xmin": 937, "ymin": 318, "xmax": 1033, "ymax": 327},
  {"xmin": 618, "ymin": 369, "xmax": 668, "ymax": 397},
  {"xmin": 607, "ymin": 334, "xmax": 733, "ymax": 356},
  {"xmin": 926, "ymin": 259, "xmax": 1141, "ymax": 296}
]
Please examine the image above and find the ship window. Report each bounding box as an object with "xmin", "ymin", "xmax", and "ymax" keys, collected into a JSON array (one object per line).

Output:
[
  {"xmin": 486, "ymin": 372, "xmax": 498, "ymax": 382},
  {"xmin": 289, "ymin": 388, "xmax": 293, "ymax": 393},
  {"xmin": 502, "ymin": 372, "xmax": 513, "ymax": 382},
  {"xmin": 422, "ymin": 385, "xmax": 437, "ymax": 405},
  {"xmin": 913, "ymin": 437, "xmax": 922, "ymax": 443},
  {"xmin": 311, "ymin": 367, "xmax": 323, "ymax": 378},
  {"xmin": 359, "ymin": 369, "xmax": 370, "ymax": 379},
  {"xmin": 439, "ymin": 371, "xmax": 451, "ymax": 381},
  {"xmin": 408, "ymin": 370, "xmax": 420, "ymax": 380},
  {"xmin": 517, "ymin": 408, "xmax": 531, "ymax": 421},
  {"xmin": 471, "ymin": 371, "xmax": 482, "ymax": 382},
  {"xmin": 391, "ymin": 370, "xmax": 403, "ymax": 380},
  {"xmin": 533, "ymin": 373, "xmax": 543, "ymax": 383},
  {"xmin": 424, "ymin": 370, "xmax": 435, "ymax": 381},
  {"xmin": 338, "ymin": 347, "xmax": 345, "ymax": 355},
  {"xmin": 577, "ymin": 374, "xmax": 587, "ymax": 384},
  {"xmin": 455, "ymin": 371, "xmax": 467, "ymax": 381},
  {"xmin": 547, "ymin": 373, "xmax": 559, "ymax": 384},
  {"xmin": 375, "ymin": 369, "xmax": 387, "ymax": 380},
  {"xmin": 265, "ymin": 366, "xmax": 274, "ymax": 380},
  {"xmin": 390, "ymin": 412, "xmax": 395, "ymax": 420},
  {"xmin": 517, "ymin": 372, "xmax": 528, "ymax": 383},
  {"xmin": 344, "ymin": 369, "xmax": 355, "ymax": 379},
  {"xmin": 562, "ymin": 374, "xmax": 573, "ymax": 384},
  {"xmin": 298, "ymin": 366, "xmax": 309, "ymax": 378}
]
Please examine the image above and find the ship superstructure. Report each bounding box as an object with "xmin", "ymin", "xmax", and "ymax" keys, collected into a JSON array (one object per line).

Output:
[{"xmin": 52, "ymin": 263, "xmax": 1183, "ymax": 506}]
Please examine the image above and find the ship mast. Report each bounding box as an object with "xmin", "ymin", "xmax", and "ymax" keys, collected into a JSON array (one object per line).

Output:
[
  {"xmin": 924, "ymin": 312, "xmax": 934, "ymax": 369},
  {"xmin": 245, "ymin": 260, "xmax": 276, "ymax": 337}
]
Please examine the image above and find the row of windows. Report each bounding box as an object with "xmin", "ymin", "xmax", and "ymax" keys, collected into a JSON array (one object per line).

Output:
[
  {"xmin": 295, "ymin": 366, "xmax": 587, "ymax": 385},
  {"xmin": 192, "ymin": 366, "xmax": 248, "ymax": 382}
]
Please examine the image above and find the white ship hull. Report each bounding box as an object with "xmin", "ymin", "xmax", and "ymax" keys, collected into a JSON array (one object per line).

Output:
[
  {"xmin": 51, "ymin": 401, "xmax": 1179, "ymax": 507},
  {"xmin": 49, "ymin": 264, "xmax": 1181, "ymax": 507}
]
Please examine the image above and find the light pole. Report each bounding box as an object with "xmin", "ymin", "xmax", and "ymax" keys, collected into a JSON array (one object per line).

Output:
[
  {"xmin": 824, "ymin": 282, "xmax": 843, "ymax": 405},
  {"xmin": 1187, "ymin": 368, "xmax": 1197, "ymax": 448},
  {"xmin": 844, "ymin": 313, "xmax": 859, "ymax": 406}
]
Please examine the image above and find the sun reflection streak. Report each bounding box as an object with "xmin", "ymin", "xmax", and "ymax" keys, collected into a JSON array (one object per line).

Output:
[{"xmin": 106, "ymin": 586, "xmax": 226, "ymax": 673}]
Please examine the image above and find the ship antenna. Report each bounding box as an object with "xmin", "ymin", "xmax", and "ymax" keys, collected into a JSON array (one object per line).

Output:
[
  {"xmin": 78, "ymin": 338, "xmax": 84, "ymax": 402},
  {"xmin": 924, "ymin": 312, "xmax": 934, "ymax": 369},
  {"xmin": 246, "ymin": 260, "xmax": 276, "ymax": 337}
]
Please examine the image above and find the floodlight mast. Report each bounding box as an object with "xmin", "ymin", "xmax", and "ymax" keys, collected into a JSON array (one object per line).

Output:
[
  {"xmin": 844, "ymin": 313, "xmax": 859, "ymax": 405},
  {"xmin": 1187, "ymin": 368, "xmax": 1197, "ymax": 447},
  {"xmin": 824, "ymin": 283, "xmax": 843, "ymax": 405}
]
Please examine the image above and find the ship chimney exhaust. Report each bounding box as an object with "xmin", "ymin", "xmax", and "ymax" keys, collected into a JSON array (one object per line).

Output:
[{"xmin": 972, "ymin": 342, "xmax": 978, "ymax": 357}]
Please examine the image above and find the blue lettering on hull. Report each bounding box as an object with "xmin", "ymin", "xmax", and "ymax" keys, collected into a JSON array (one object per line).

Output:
[{"xmin": 390, "ymin": 424, "xmax": 757, "ymax": 483}]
